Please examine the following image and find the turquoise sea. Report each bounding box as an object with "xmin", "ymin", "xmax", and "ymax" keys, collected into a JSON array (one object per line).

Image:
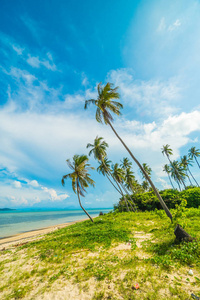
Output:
[{"xmin": 0, "ymin": 208, "xmax": 112, "ymax": 239}]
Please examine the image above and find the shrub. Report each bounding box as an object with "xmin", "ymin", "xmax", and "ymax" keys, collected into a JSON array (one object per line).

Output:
[{"xmin": 114, "ymin": 187, "xmax": 200, "ymax": 212}]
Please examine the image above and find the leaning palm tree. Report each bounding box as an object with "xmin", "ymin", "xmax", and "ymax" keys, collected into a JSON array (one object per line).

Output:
[
  {"xmin": 163, "ymin": 164, "xmax": 175, "ymax": 189},
  {"xmin": 121, "ymin": 157, "xmax": 132, "ymax": 170},
  {"xmin": 87, "ymin": 136, "xmax": 133, "ymax": 211},
  {"xmin": 85, "ymin": 82, "xmax": 172, "ymax": 221},
  {"xmin": 170, "ymin": 160, "xmax": 187, "ymax": 190},
  {"xmin": 61, "ymin": 154, "xmax": 95, "ymax": 222},
  {"xmin": 162, "ymin": 145, "xmax": 186, "ymax": 190},
  {"xmin": 188, "ymin": 147, "xmax": 200, "ymax": 169},
  {"xmin": 181, "ymin": 155, "xmax": 199, "ymax": 187},
  {"xmin": 140, "ymin": 163, "xmax": 152, "ymax": 191}
]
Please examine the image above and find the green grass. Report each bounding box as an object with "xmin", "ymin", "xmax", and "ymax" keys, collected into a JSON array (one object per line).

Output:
[{"xmin": 0, "ymin": 209, "xmax": 200, "ymax": 299}]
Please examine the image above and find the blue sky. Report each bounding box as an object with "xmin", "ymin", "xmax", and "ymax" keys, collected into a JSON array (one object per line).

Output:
[{"xmin": 0, "ymin": 0, "xmax": 200, "ymax": 209}]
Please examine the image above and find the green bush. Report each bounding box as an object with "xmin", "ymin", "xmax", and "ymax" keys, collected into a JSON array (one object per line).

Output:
[{"xmin": 115, "ymin": 187, "xmax": 200, "ymax": 212}]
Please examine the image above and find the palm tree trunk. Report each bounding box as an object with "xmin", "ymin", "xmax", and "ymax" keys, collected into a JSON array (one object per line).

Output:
[
  {"xmin": 119, "ymin": 181, "xmax": 137, "ymax": 211},
  {"xmin": 105, "ymin": 172, "xmax": 121, "ymax": 194},
  {"xmin": 168, "ymin": 174, "xmax": 175, "ymax": 189},
  {"xmin": 77, "ymin": 184, "xmax": 94, "ymax": 222},
  {"xmin": 107, "ymin": 120, "xmax": 173, "ymax": 221},
  {"xmin": 101, "ymin": 160, "xmax": 131, "ymax": 212},
  {"xmin": 194, "ymin": 156, "xmax": 200, "ymax": 169},
  {"xmin": 188, "ymin": 166, "xmax": 199, "ymax": 187},
  {"xmin": 186, "ymin": 170, "xmax": 193, "ymax": 186}
]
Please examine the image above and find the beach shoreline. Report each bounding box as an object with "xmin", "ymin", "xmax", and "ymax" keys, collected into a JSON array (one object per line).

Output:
[{"xmin": 0, "ymin": 218, "xmax": 89, "ymax": 250}]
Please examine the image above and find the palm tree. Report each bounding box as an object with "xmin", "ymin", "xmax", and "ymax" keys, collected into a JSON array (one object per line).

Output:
[
  {"xmin": 163, "ymin": 164, "xmax": 175, "ymax": 189},
  {"xmin": 140, "ymin": 163, "xmax": 152, "ymax": 191},
  {"xmin": 87, "ymin": 137, "xmax": 133, "ymax": 211},
  {"xmin": 162, "ymin": 145, "xmax": 185, "ymax": 190},
  {"xmin": 62, "ymin": 154, "xmax": 95, "ymax": 222},
  {"xmin": 85, "ymin": 82, "xmax": 172, "ymax": 221},
  {"xmin": 188, "ymin": 147, "xmax": 200, "ymax": 169},
  {"xmin": 112, "ymin": 163, "xmax": 136, "ymax": 211},
  {"xmin": 121, "ymin": 157, "xmax": 132, "ymax": 170},
  {"xmin": 170, "ymin": 160, "xmax": 187, "ymax": 190},
  {"xmin": 181, "ymin": 155, "xmax": 198, "ymax": 187}
]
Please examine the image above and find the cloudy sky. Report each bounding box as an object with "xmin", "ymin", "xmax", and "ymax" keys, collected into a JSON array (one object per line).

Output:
[{"xmin": 1, "ymin": 0, "xmax": 200, "ymax": 209}]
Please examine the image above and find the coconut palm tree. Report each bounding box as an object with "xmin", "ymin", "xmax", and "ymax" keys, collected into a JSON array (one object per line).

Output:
[
  {"xmin": 163, "ymin": 164, "xmax": 175, "ymax": 189},
  {"xmin": 85, "ymin": 82, "xmax": 172, "ymax": 221},
  {"xmin": 62, "ymin": 154, "xmax": 95, "ymax": 222},
  {"xmin": 188, "ymin": 147, "xmax": 200, "ymax": 169},
  {"xmin": 121, "ymin": 157, "xmax": 132, "ymax": 170},
  {"xmin": 111, "ymin": 163, "xmax": 135, "ymax": 211},
  {"xmin": 170, "ymin": 160, "xmax": 187, "ymax": 190},
  {"xmin": 181, "ymin": 155, "xmax": 198, "ymax": 187},
  {"xmin": 140, "ymin": 163, "xmax": 152, "ymax": 191},
  {"xmin": 87, "ymin": 137, "xmax": 133, "ymax": 211},
  {"xmin": 162, "ymin": 145, "xmax": 185, "ymax": 190}
]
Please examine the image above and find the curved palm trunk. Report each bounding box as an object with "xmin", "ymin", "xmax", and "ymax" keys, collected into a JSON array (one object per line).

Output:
[
  {"xmin": 77, "ymin": 184, "xmax": 94, "ymax": 222},
  {"xmin": 194, "ymin": 156, "xmax": 200, "ymax": 169},
  {"xmin": 188, "ymin": 167, "xmax": 199, "ymax": 187},
  {"xmin": 181, "ymin": 178, "xmax": 187, "ymax": 189},
  {"xmin": 107, "ymin": 120, "xmax": 173, "ymax": 221}
]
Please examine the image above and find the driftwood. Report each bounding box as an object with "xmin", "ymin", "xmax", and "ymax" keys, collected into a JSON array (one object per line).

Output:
[{"xmin": 174, "ymin": 224, "xmax": 194, "ymax": 242}]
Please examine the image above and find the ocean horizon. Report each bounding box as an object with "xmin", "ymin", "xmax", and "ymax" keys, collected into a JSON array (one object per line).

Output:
[{"xmin": 0, "ymin": 208, "xmax": 112, "ymax": 239}]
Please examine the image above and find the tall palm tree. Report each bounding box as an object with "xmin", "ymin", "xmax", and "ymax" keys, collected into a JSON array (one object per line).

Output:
[
  {"xmin": 161, "ymin": 144, "xmax": 173, "ymax": 163},
  {"xmin": 62, "ymin": 155, "xmax": 95, "ymax": 222},
  {"xmin": 85, "ymin": 82, "xmax": 172, "ymax": 221},
  {"xmin": 87, "ymin": 136, "xmax": 133, "ymax": 211},
  {"xmin": 163, "ymin": 164, "xmax": 175, "ymax": 189},
  {"xmin": 188, "ymin": 147, "xmax": 200, "ymax": 169}
]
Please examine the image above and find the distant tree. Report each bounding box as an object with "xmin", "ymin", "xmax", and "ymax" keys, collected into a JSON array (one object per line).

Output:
[
  {"xmin": 62, "ymin": 155, "xmax": 95, "ymax": 222},
  {"xmin": 85, "ymin": 82, "xmax": 172, "ymax": 221}
]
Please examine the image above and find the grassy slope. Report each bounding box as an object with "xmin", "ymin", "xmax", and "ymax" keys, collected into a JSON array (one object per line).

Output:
[{"xmin": 0, "ymin": 209, "xmax": 200, "ymax": 300}]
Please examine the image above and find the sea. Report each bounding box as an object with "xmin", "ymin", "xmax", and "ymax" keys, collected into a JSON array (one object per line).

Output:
[{"xmin": 0, "ymin": 208, "xmax": 112, "ymax": 239}]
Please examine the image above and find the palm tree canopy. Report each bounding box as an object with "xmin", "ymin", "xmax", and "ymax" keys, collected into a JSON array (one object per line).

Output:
[
  {"xmin": 140, "ymin": 163, "xmax": 152, "ymax": 179},
  {"xmin": 97, "ymin": 158, "xmax": 112, "ymax": 175},
  {"xmin": 120, "ymin": 157, "xmax": 132, "ymax": 170},
  {"xmin": 112, "ymin": 163, "xmax": 125, "ymax": 184},
  {"xmin": 84, "ymin": 82, "xmax": 123, "ymax": 124},
  {"xmin": 170, "ymin": 160, "xmax": 186, "ymax": 183},
  {"xmin": 181, "ymin": 155, "xmax": 193, "ymax": 168},
  {"xmin": 161, "ymin": 144, "xmax": 173, "ymax": 157},
  {"xmin": 188, "ymin": 147, "xmax": 200, "ymax": 159},
  {"xmin": 87, "ymin": 136, "xmax": 108, "ymax": 162},
  {"xmin": 62, "ymin": 155, "xmax": 95, "ymax": 197},
  {"xmin": 163, "ymin": 164, "xmax": 171, "ymax": 174}
]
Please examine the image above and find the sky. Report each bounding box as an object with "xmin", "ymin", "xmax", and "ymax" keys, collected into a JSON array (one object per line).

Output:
[{"xmin": 0, "ymin": 0, "xmax": 200, "ymax": 209}]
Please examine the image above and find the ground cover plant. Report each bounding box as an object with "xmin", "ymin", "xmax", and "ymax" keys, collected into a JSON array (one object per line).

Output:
[{"xmin": 0, "ymin": 209, "xmax": 200, "ymax": 299}]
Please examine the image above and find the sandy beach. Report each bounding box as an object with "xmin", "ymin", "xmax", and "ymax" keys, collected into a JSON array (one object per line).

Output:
[{"xmin": 0, "ymin": 218, "xmax": 88, "ymax": 250}]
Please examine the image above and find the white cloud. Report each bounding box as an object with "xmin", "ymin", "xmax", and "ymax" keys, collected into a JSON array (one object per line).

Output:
[
  {"xmin": 157, "ymin": 17, "xmax": 166, "ymax": 32},
  {"xmin": 108, "ymin": 68, "xmax": 180, "ymax": 118},
  {"xmin": 13, "ymin": 181, "xmax": 22, "ymax": 188},
  {"xmin": 11, "ymin": 44, "xmax": 24, "ymax": 55},
  {"xmin": 28, "ymin": 180, "xmax": 39, "ymax": 187},
  {"xmin": 168, "ymin": 19, "xmax": 181, "ymax": 31},
  {"xmin": 42, "ymin": 187, "xmax": 69, "ymax": 202},
  {"xmin": 27, "ymin": 54, "xmax": 56, "ymax": 71}
]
